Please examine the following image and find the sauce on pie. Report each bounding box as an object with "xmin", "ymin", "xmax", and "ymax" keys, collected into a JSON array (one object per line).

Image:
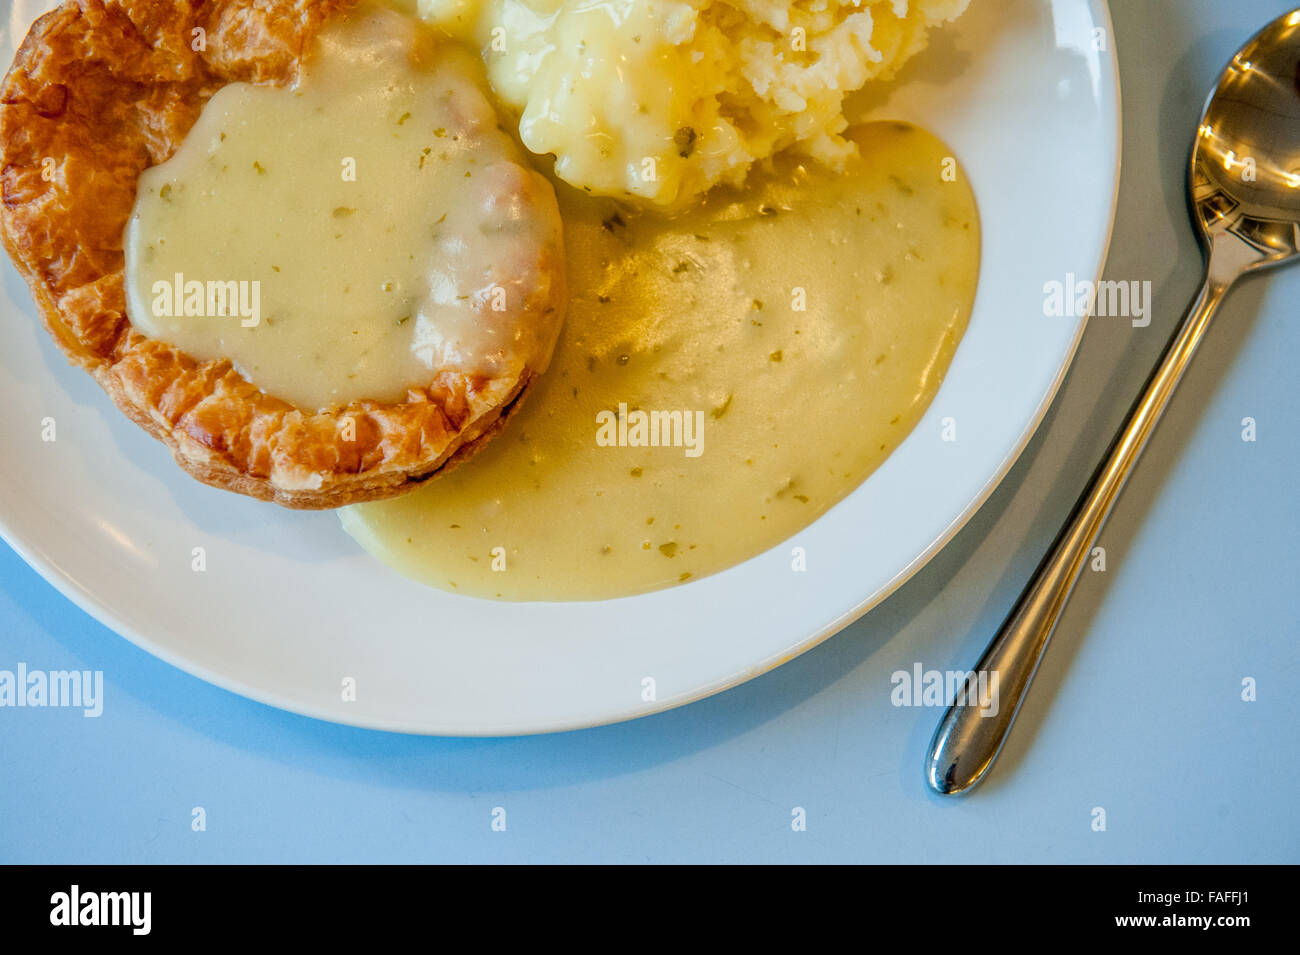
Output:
[{"xmin": 124, "ymin": 3, "xmax": 562, "ymax": 413}]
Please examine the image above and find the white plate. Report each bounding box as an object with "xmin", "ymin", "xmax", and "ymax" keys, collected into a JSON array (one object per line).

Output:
[{"xmin": 0, "ymin": 0, "xmax": 1119, "ymax": 734}]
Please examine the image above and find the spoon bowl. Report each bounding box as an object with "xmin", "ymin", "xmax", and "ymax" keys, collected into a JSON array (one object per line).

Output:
[{"xmin": 1193, "ymin": 10, "xmax": 1300, "ymax": 270}]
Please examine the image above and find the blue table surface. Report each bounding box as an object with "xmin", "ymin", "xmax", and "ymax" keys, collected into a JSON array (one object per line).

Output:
[{"xmin": 2, "ymin": 0, "xmax": 1297, "ymax": 864}]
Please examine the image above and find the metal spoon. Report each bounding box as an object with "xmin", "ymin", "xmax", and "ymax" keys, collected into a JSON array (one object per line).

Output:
[{"xmin": 925, "ymin": 9, "xmax": 1300, "ymax": 795}]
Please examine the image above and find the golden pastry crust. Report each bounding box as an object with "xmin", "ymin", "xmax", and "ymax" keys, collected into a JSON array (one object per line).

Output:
[{"xmin": 0, "ymin": 0, "xmax": 566, "ymax": 508}]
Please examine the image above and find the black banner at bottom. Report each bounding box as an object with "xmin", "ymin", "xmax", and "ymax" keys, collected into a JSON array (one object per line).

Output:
[{"xmin": 1, "ymin": 864, "xmax": 1278, "ymax": 939}]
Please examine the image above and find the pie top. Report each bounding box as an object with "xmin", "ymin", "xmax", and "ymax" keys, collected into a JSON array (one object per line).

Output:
[{"xmin": 0, "ymin": 0, "xmax": 567, "ymax": 508}]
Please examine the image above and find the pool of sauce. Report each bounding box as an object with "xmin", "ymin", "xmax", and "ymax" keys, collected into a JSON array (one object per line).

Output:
[{"xmin": 342, "ymin": 122, "xmax": 980, "ymax": 600}]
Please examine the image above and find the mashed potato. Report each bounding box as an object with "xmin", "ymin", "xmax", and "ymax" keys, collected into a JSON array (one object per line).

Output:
[{"xmin": 419, "ymin": 0, "xmax": 969, "ymax": 206}]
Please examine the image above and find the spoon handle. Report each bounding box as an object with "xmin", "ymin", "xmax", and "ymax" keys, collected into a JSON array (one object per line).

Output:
[{"xmin": 925, "ymin": 271, "xmax": 1231, "ymax": 795}]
